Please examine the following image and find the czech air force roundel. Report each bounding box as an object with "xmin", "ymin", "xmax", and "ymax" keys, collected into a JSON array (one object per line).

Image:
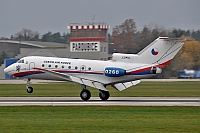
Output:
[{"xmin": 151, "ymin": 48, "xmax": 159, "ymax": 55}]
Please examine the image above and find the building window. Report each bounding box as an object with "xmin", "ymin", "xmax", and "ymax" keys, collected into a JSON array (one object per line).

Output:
[
  {"xmin": 101, "ymin": 47, "xmax": 103, "ymax": 52},
  {"xmin": 104, "ymin": 47, "xmax": 106, "ymax": 52}
]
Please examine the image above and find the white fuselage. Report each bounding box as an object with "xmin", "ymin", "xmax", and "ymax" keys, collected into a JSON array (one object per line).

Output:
[{"xmin": 5, "ymin": 56, "xmax": 155, "ymax": 85}]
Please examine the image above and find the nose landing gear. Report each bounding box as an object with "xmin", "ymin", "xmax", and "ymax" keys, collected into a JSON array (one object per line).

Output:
[{"xmin": 26, "ymin": 78, "xmax": 33, "ymax": 93}]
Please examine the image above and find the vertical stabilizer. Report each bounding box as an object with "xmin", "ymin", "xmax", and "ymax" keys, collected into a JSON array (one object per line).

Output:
[{"xmin": 137, "ymin": 37, "xmax": 184, "ymax": 68}]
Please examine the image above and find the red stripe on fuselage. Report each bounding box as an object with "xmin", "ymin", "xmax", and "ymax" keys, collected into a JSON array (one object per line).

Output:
[
  {"xmin": 127, "ymin": 67, "xmax": 152, "ymax": 75},
  {"xmin": 156, "ymin": 59, "xmax": 172, "ymax": 68}
]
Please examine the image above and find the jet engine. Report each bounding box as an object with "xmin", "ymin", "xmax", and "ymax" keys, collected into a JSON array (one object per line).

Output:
[
  {"xmin": 151, "ymin": 67, "xmax": 162, "ymax": 74},
  {"xmin": 104, "ymin": 67, "xmax": 126, "ymax": 77}
]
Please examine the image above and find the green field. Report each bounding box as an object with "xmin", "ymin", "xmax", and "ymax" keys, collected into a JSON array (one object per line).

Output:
[
  {"xmin": 0, "ymin": 106, "xmax": 199, "ymax": 133},
  {"xmin": 0, "ymin": 81, "xmax": 199, "ymax": 97},
  {"xmin": 0, "ymin": 82, "xmax": 199, "ymax": 132}
]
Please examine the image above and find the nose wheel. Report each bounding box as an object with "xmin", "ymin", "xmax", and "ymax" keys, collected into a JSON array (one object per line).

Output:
[
  {"xmin": 26, "ymin": 78, "xmax": 33, "ymax": 93},
  {"xmin": 27, "ymin": 86, "xmax": 33, "ymax": 93}
]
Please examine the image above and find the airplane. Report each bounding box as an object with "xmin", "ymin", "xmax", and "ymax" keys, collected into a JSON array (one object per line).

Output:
[{"xmin": 4, "ymin": 37, "xmax": 185, "ymax": 101}]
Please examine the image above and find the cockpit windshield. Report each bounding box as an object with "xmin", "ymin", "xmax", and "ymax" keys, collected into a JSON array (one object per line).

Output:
[{"xmin": 17, "ymin": 59, "xmax": 24, "ymax": 63}]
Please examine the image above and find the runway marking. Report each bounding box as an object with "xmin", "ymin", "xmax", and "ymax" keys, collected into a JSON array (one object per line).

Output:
[{"xmin": 0, "ymin": 97, "xmax": 199, "ymax": 106}]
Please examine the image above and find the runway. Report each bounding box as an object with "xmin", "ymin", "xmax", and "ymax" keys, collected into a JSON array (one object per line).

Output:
[{"xmin": 0, "ymin": 97, "xmax": 199, "ymax": 106}]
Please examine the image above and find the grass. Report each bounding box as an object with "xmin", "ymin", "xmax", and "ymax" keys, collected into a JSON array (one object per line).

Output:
[
  {"xmin": 0, "ymin": 81, "xmax": 199, "ymax": 97},
  {"xmin": 0, "ymin": 82, "xmax": 199, "ymax": 132},
  {"xmin": 0, "ymin": 106, "xmax": 199, "ymax": 133}
]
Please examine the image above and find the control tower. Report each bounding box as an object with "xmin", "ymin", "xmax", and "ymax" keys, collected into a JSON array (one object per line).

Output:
[{"xmin": 67, "ymin": 22, "xmax": 110, "ymax": 60}]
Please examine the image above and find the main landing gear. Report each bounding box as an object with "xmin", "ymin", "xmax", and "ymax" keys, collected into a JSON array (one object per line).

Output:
[
  {"xmin": 80, "ymin": 84, "xmax": 110, "ymax": 101},
  {"xmin": 26, "ymin": 78, "xmax": 33, "ymax": 93},
  {"xmin": 25, "ymin": 80, "xmax": 110, "ymax": 101},
  {"xmin": 99, "ymin": 90, "xmax": 110, "ymax": 101},
  {"xmin": 80, "ymin": 84, "xmax": 91, "ymax": 101}
]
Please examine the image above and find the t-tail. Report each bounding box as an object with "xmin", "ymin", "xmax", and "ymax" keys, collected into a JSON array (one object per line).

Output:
[{"xmin": 112, "ymin": 37, "xmax": 185, "ymax": 68}]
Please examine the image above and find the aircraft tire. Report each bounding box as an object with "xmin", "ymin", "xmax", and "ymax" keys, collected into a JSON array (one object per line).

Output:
[
  {"xmin": 80, "ymin": 89, "xmax": 91, "ymax": 101},
  {"xmin": 27, "ymin": 86, "xmax": 33, "ymax": 93},
  {"xmin": 99, "ymin": 90, "xmax": 110, "ymax": 101}
]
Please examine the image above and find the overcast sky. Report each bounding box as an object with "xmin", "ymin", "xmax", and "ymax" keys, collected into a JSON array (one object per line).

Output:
[{"xmin": 0, "ymin": 0, "xmax": 199, "ymax": 37}]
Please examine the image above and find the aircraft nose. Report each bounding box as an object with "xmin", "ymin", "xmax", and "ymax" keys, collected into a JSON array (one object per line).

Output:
[
  {"xmin": 4, "ymin": 67, "xmax": 9, "ymax": 74},
  {"xmin": 4, "ymin": 66, "xmax": 12, "ymax": 75}
]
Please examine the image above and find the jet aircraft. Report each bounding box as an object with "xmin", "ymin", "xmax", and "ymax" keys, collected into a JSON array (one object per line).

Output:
[{"xmin": 4, "ymin": 37, "xmax": 185, "ymax": 101}]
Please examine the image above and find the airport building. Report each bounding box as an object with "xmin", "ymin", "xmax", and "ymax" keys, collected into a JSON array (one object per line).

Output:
[
  {"xmin": 0, "ymin": 22, "xmax": 111, "ymax": 79},
  {"xmin": 67, "ymin": 22, "xmax": 110, "ymax": 60}
]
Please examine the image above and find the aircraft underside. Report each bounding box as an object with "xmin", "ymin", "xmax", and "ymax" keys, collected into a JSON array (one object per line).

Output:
[{"xmin": 23, "ymin": 72, "xmax": 154, "ymax": 101}]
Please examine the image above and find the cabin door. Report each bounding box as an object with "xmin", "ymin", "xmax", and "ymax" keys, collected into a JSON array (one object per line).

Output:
[{"xmin": 29, "ymin": 62, "xmax": 35, "ymax": 74}]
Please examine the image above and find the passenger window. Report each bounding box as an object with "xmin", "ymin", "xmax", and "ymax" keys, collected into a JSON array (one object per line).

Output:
[
  {"xmin": 55, "ymin": 65, "xmax": 58, "ymax": 68},
  {"xmin": 68, "ymin": 66, "xmax": 71, "ymax": 69},
  {"xmin": 81, "ymin": 67, "xmax": 85, "ymax": 70},
  {"xmin": 75, "ymin": 66, "xmax": 78, "ymax": 69},
  {"xmin": 88, "ymin": 67, "xmax": 91, "ymax": 70},
  {"xmin": 42, "ymin": 64, "xmax": 45, "ymax": 67},
  {"xmin": 62, "ymin": 65, "xmax": 64, "ymax": 69}
]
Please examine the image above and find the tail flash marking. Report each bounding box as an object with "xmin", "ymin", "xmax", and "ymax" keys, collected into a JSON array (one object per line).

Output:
[{"xmin": 151, "ymin": 48, "xmax": 159, "ymax": 55}]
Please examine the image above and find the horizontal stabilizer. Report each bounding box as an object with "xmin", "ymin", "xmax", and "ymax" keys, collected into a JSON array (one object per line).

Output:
[{"xmin": 112, "ymin": 80, "xmax": 141, "ymax": 91}]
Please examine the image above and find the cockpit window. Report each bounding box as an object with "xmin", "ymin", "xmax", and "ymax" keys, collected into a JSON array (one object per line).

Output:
[{"xmin": 18, "ymin": 59, "xmax": 24, "ymax": 63}]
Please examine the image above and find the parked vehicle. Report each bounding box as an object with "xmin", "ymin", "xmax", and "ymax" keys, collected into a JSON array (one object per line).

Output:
[{"xmin": 177, "ymin": 69, "xmax": 200, "ymax": 78}]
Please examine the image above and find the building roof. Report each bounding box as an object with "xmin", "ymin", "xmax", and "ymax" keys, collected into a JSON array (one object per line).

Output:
[{"xmin": 0, "ymin": 40, "xmax": 67, "ymax": 48}]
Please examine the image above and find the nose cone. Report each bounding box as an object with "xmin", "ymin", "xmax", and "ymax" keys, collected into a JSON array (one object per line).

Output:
[
  {"xmin": 4, "ymin": 65, "xmax": 13, "ymax": 75},
  {"xmin": 4, "ymin": 67, "xmax": 9, "ymax": 74}
]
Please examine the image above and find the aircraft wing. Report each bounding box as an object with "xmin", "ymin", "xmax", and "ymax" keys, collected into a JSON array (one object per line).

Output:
[
  {"xmin": 34, "ymin": 68, "xmax": 108, "ymax": 91},
  {"xmin": 111, "ymin": 80, "xmax": 141, "ymax": 91}
]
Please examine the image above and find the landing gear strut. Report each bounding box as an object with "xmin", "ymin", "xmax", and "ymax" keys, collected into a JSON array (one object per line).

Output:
[
  {"xmin": 99, "ymin": 90, "xmax": 110, "ymax": 101},
  {"xmin": 26, "ymin": 78, "xmax": 33, "ymax": 93},
  {"xmin": 80, "ymin": 84, "xmax": 91, "ymax": 101}
]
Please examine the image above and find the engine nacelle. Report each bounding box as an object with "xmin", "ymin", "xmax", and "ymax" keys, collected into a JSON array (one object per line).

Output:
[
  {"xmin": 151, "ymin": 67, "xmax": 162, "ymax": 74},
  {"xmin": 104, "ymin": 67, "xmax": 126, "ymax": 77}
]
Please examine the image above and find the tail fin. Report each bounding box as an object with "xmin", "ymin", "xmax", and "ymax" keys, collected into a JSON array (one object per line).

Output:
[
  {"xmin": 112, "ymin": 37, "xmax": 185, "ymax": 68},
  {"xmin": 137, "ymin": 37, "xmax": 185, "ymax": 67}
]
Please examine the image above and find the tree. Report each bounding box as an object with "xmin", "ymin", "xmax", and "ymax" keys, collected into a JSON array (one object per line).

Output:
[
  {"xmin": 12, "ymin": 29, "xmax": 39, "ymax": 41},
  {"xmin": 41, "ymin": 32, "xmax": 69, "ymax": 44},
  {"xmin": 172, "ymin": 36, "xmax": 200, "ymax": 70},
  {"xmin": 112, "ymin": 19, "xmax": 137, "ymax": 53}
]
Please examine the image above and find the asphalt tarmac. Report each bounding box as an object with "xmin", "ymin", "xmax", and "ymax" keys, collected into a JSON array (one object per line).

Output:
[
  {"xmin": 0, "ymin": 97, "xmax": 199, "ymax": 106},
  {"xmin": 0, "ymin": 79, "xmax": 199, "ymax": 106}
]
